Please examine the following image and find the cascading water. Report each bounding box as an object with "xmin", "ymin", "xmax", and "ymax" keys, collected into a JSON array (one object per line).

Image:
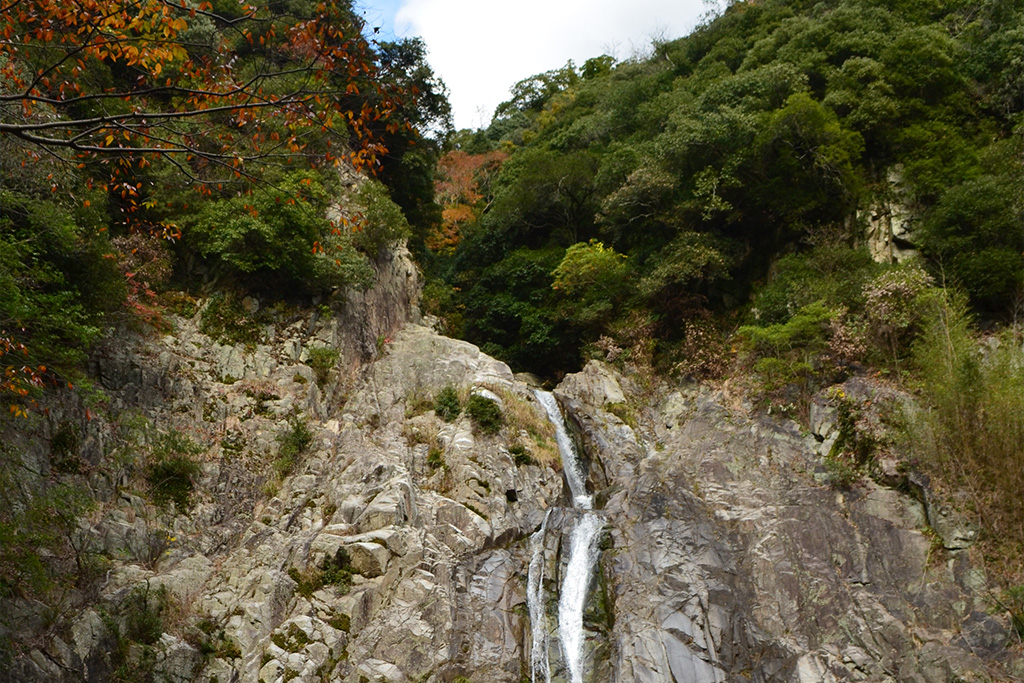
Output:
[
  {"xmin": 557, "ymin": 512, "xmax": 603, "ymax": 683},
  {"xmin": 534, "ymin": 390, "xmax": 591, "ymax": 509},
  {"xmin": 531, "ymin": 390, "xmax": 604, "ymax": 683}
]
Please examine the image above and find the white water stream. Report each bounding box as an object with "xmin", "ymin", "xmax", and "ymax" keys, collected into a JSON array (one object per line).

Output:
[
  {"xmin": 530, "ymin": 390, "xmax": 603, "ymax": 683},
  {"xmin": 534, "ymin": 390, "xmax": 591, "ymax": 509}
]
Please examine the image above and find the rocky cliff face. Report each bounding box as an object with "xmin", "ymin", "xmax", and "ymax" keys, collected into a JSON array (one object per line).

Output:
[{"xmin": 4, "ymin": 247, "xmax": 1021, "ymax": 682}]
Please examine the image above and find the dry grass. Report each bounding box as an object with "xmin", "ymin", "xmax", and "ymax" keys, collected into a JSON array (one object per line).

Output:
[
  {"xmin": 494, "ymin": 387, "xmax": 560, "ymax": 468},
  {"xmin": 907, "ymin": 292, "xmax": 1024, "ymax": 585}
]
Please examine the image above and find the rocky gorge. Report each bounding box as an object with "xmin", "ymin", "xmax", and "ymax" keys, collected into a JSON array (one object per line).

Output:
[{"xmin": 2, "ymin": 242, "xmax": 1022, "ymax": 683}]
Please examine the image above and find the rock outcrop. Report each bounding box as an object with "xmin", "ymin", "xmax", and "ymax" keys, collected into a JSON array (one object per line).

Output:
[{"xmin": 4, "ymin": 283, "xmax": 1021, "ymax": 681}]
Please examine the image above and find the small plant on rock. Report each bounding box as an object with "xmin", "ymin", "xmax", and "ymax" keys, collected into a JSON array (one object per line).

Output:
[
  {"xmin": 434, "ymin": 385, "xmax": 461, "ymax": 422},
  {"xmin": 306, "ymin": 347, "xmax": 339, "ymax": 387},
  {"xmin": 275, "ymin": 416, "xmax": 313, "ymax": 478},
  {"xmin": 822, "ymin": 387, "xmax": 877, "ymax": 489},
  {"xmin": 466, "ymin": 394, "xmax": 503, "ymax": 435},
  {"xmin": 509, "ymin": 444, "xmax": 536, "ymax": 467},
  {"xmin": 146, "ymin": 431, "xmax": 205, "ymax": 511}
]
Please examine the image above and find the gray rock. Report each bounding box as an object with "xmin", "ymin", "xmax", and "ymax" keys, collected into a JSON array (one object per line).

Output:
[
  {"xmin": 10, "ymin": 273, "xmax": 1018, "ymax": 683},
  {"xmin": 345, "ymin": 542, "xmax": 391, "ymax": 578}
]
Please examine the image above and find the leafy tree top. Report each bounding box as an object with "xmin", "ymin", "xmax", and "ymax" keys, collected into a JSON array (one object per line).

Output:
[{"xmin": 0, "ymin": 0, "xmax": 416, "ymax": 180}]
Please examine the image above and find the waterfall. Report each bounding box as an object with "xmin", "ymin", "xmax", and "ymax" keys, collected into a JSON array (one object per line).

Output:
[
  {"xmin": 534, "ymin": 390, "xmax": 591, "ymax": 509},
  {"xmin": 531, "ymin": 390, "xmax": 604, "ymax": 683},
  {"xmin": 557, "ymin": 511, "xmax": 603, "ymax": 683},
  {"xmin": 527, "ymin": 510, "xmax": 552, "ymax": 683}
]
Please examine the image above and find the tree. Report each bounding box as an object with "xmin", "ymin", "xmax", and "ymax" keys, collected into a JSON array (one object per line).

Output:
[
  {"xmin": 428, "ymin": 148, "xmax": 506, "ymax": 253},
  {"xmin": 0, "ymin": 0, "xmax": 411, "ymax": 184}
]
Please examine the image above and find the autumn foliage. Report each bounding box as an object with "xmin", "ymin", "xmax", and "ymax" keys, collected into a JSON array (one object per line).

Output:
[
  {"xmin": 0, "ymin": 0, "xmax": 432, "ymax": 415},
  {"xmin": 428, "ymin": 148, "xmax": 506, "ymax": 252},
  {"xmin": 0, "ymin": 0, "xmax": 408, "ymax": 175}
]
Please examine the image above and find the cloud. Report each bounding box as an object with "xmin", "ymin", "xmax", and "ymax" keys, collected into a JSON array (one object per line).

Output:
[{"xmin": 392, "ymin": 0, "xmax": 709, "ymax": 130}]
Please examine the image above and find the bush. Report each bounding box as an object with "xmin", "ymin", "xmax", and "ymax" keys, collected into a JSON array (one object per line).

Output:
[
  {"xmin": 862, "ymin": 261, "xmax": 933, "ymax": 368},
  {"xmin": 147, "ymin": 455, "xmax": 201, "ymax": 511},
  {"xmin": 907, "ymin": 291, "xmax": 1024, "ymax": 580},
  {"xmin": 121, "ymin": 585, "xmax": 171, "ymax": 645},
  {"xmin": 466, "ymin": 394, "xmax": 503, "ymax": 435},
  {"xmin": 0, "ymin": 456, "xmax": 92, "ymax": 599},
  {"xmin": 183, "ymin": 171, "xmax": 374, "ymax": 294},
  {"xmin": 433, "ymin": 386, "xmax": 461, "ymax": 422},
  {"xmin": 275, "ymin": 416, "xmax": 313, "ymax": 477},
  {"xmin": 353, "ymin": 180, "xmax": 412, "ymax": 257},
  {"xmin": 306, "ymin": 347, "xmax": 339, "ymax": 386},
  {"xmin": 427, "ymin": 447, "xmax": 445, "ymax": 470},
  {"xmin": 509, "ymin": 444, "xmax": 535, "ymax": 466},
  {"xmin": 0, "ymin": 189, "xmax": 119, "ymax": 411}
]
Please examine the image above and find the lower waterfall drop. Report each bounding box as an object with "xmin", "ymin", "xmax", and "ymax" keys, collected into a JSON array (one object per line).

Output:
[
  {"xmin": 557, "ymin": 511, "xmax": 603, "ymax": 683},
  {"xmin": 531, "ymin": 390, "xmax": 604, "ymax": 683}
]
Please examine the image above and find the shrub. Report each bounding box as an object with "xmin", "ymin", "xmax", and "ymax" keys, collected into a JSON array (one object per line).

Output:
[
  {"xmin": 306, "ymin": 347, "xmax": 339, "ymax": 386},
  {"xmin": 466, "ymin": 394, "xmax": 503, "ymax": 435},
  {"xmin": 739, "ymin": 301, "xmax": 837, "ymax": 357},
  {"xmin": 121, "ymin": 585, "xmax": 171, "ymax": 645},
  {"xmin": 427, "ymin": 447, "xmax": 445, "ymax": 470},
  {"xmin": 184, "ymin": 171, "xmax": 374, "ymax": 294},
  {"xmin": 0, "ymin": 189, "xmax": 117, "ymax": 411},
  {"xmin": 551, "ymin": 239, "xmax": 629, "ymax": 331},
  {"xmin": 434, "ymin": 386, "xmax": 461, "ymax": 422},
  {"xmin": 509, "ymin": 444, "xmax": 535, "ymax": 466},
  {"xmin": 147, "ymin": 455, "xmax": 201, "ymax": 511},
  {"xmin": 1005, "ymin": 585, "xmax": 1024, "ymax": 639},
  {"xmin": 0, "ymin": 457, "xmax": 92, "ymax": 599},
  {"xmin": 275, "ymin": 417, "xmax": 313, "ymax": 478},
  {"xmin": 738, "ymin": 301, "xmax": 841, "ymax": 418},
  {"xmin": 906, "ymin": 291, "xmax": 1024, "ymax": 580},
  {"xmin": 862, "ymin": 261, "xmax": 933, "ymax": 369},
  {"xmin": 353, "ymin": 180, "xmax": 412, "ymax": 257}
]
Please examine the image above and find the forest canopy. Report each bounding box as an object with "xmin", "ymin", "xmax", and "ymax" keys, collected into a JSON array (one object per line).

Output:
[{"xmin": 425, "ymin": 0, "xmax": 1023, "ymax": 380}]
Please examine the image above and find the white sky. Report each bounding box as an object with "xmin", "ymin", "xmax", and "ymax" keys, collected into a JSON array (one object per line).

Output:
[{"xmin": 357, "ymin": 0, "xmax": 714, "ymax": 130}]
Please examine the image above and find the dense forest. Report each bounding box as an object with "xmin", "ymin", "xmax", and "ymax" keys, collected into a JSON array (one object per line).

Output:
[
  {"xmin": 2, "ymin": 0, "xmax": 1024, "ymax": 658},
  {"xmin": 425, "ymin": 0, "xmax": 1023, "ymax": 379},
  {"xmin": 419, "ymin": 0, "xmax": 1024, "ymax": 581}
]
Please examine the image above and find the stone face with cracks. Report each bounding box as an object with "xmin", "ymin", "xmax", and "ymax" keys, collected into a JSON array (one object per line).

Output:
[{"xmin": 10, "ymin": 296, "xmax": 1020, "ymax": 682}]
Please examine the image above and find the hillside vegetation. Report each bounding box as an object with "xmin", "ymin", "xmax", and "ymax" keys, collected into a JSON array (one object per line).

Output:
[
  {"xmin": 422, "ymin": 0, "xmax": 1023, "ymax": 579},
  {"xmin": 1, "ymin": 0, "xmax": 1023, "ymax": 667}
]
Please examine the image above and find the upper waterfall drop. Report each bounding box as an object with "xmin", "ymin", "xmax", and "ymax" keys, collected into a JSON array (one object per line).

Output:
[
  {"xmin": 532, "ymin": 388, "xmax": 606, "ymax": 683},
  {"xmin": 533, "ymin": 389, "xmax": 592, "ymax": 509}
]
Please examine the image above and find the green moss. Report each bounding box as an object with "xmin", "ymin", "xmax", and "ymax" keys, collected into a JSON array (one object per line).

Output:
[
  {"xmin": 289, "ymin": 548, "xmax": 354, "ymax": 599},
  {"xmin": 328, "ymin": 612, "xmax": 351, "ymax": 633},
  {"xmin": 199, "ymin": 292, "xmax": 266, "ymax": 348},
  {"xmin": 604, "ymin": 402, "xmax": 638, "ymax": 430},
  {"xmin": 271, "ymin": 624, "xmax": 311, "ymax": 653}
]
